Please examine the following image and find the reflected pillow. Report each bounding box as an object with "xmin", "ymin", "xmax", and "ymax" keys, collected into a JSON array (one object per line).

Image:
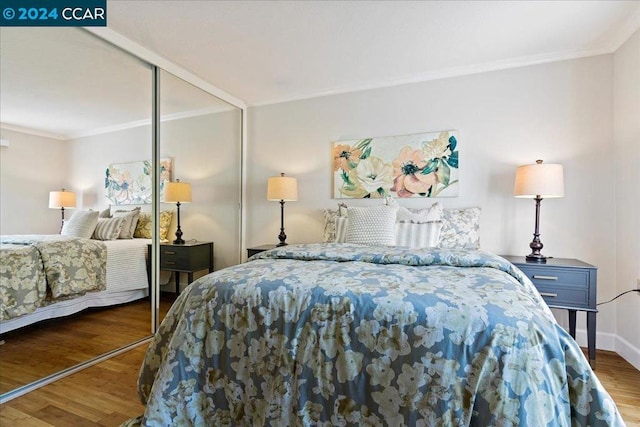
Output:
[
  {"xmin": 134, "ymin": 210, "xmax": 174, "ymax": 241},
  {"xmin": 113, "ymin": 207, "xmax": 141, "ymax": 239},
  {"xmin": 92, "ymin": 217, "xmax": 125, "ymax": 241},
  {"xmin": 61, "ymin": 210, "xmax": 99, "ymax": 239}
]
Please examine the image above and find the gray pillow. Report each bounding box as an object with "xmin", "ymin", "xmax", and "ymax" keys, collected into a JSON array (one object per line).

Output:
[
  {"xmin": 112, "ymin": 207, "xmax": 141, "ymax": 239},
  {"xmin": 61, "ymin": 210, "xmax": 99, "ymax": 239}
]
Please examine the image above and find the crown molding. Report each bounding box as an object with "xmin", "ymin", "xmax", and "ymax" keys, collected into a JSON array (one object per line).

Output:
[
  {"xmin": 252, "ymin": 45, "xmax": 616, "ymax": 107},
  {"xmin": 0, "ymin": 123, "xmax": 67, "ymax": 140}
]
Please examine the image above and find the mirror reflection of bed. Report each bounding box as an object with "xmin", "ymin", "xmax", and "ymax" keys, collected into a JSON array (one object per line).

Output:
[
  {"xmin": 0, "ymin": 26, "xmax": 244, "ymax": 400},
  {"xmin": 0, "ymin": 27, "xmax": 155, "ymax": 397}
]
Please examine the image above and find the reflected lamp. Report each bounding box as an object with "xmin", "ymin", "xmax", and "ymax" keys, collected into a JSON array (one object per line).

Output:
[
  {"xmin": 49, "ymin": 189, "xmax": 76, "ymax": 233},
  {"xmin": 164, "ymin": 179, "xmax": 192, "ymax": 244}
]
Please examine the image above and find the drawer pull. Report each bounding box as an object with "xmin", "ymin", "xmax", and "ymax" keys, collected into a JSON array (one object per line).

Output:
[
  {"xmin": 533, "ymin": 275, "xmax": 558, "ymax": 281},
  {"xmin": 164, "ymin": 251, "xmax": 176, "ymax": 255},
  {"xmin": 165, "ymin": 261, "xmax": 176, "ymax": 265},
  {"xmin": 539, "ymin": 292, "xmax": 558, "ymax": 298}
]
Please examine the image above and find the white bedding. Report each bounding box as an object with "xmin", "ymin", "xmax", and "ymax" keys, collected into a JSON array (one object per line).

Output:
[{"xmin": 0, "ymin": 238, "xmax": 151, "ymax": 333}]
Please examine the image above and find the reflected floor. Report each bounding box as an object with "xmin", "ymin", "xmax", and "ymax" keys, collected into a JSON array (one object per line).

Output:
[{"xmin": 0, "ymin": 293, "xmax": 176, "ymax": 395}]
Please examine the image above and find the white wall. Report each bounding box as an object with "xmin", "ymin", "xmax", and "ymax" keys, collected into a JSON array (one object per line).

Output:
[
  {"xmin": 613, "ymin": 30, "xmax": 640, "ymax": 369},
  {"xmin": 248, "ymin": 55, "xmax": 624, "ymax": 352},
  {"xmin": 0, "ymin": 129, "xmax": 70, "ymax": 234},
  {"xmin": 67, "ymin": 111, "xmax": 241, "ymax": 272}
]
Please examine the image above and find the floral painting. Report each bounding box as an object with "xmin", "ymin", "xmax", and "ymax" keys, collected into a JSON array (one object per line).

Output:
[
  {"xmin": 333, "ymin": 130, "xmax": 459, "ymax": 198},
  {"xmin": 105, "ymin": 158, "xmax": 172, "ymax": 205}
]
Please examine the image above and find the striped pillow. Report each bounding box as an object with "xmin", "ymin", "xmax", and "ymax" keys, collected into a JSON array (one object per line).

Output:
[{"xmin": 92, "ymin": 217, "xmax": 125, "ymax": 241}]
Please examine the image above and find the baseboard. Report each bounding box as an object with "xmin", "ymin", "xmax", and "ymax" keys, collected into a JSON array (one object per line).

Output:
[
  {"xmin": 615, "ymin": 335, "xmax": 640, "ymax": 371},
  {"xmin": 575, "ymin": 328, "xmax": 640, "ymax": 371}
]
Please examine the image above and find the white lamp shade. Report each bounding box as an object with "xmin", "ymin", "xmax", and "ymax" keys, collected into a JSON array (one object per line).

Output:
[
  {"xmin": 267, "ymin": 174, "xmax": 298, "ymax": 201},
  {"xmin": 49, "ymin": 190, "xmax": 76, "ymax": 208},
  {"xmin": 164, "ymin": 181, "xmax": 192, "ymax": 203},
  {"xmin": 514, "ymin": 161, "xmax": 564, "ymax": 198}
]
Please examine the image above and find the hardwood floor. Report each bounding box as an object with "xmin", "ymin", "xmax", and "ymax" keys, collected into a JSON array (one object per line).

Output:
[
  {"xmin": 0, "ymin": 293, "xmax": 176, "ymax": 395},
  {"xmin": 0, "ymin": 299, "xmax": 153, "ymax": 395},
  {"xmin": 1, "ymin": 348, "xmax": 638, "ymax": 426}
]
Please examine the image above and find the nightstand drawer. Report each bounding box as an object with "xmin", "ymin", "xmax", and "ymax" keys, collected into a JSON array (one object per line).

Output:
[
  {"xmin": 530, "ymin": 282, "xmax": 589, "ymax": 308},
  {"xmin": 518, "ymin": 266, "xmax": 591, "ymax": 308},
  {"xmin": 159, "ymin": 247, "xmax": 189, "ymax": 269}
]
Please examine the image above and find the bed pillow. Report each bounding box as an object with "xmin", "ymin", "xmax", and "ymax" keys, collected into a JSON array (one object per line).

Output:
[
  {"xmin": 134, "ymin": 210, "xmax": 174, "ymax": 241},
  {"xmin": 322, "ymin": 209, "xmax": 339, "ymax": 243},
  {"xmin": 113, "ymin": 207, "xmax": 141, "ymax": 239},
  {"xmin": 345, "ymin": 205, "xmax": 398, "ymax": 246},
  {"xmin": 99, "ymin": 207, "xmax": 111, "ymax": 218},
  {"xmin": 61, "ymin": 210, "xmax": 99, "ymax": 239},
  {"xmin": 395, "ymin": 221, "xmax": 443, "ymax": 248},
  {"xmin": 92, "ymin": 217, "xmax": 125, "ymax": 241},
  {"xmin": 396, "ymin": 202, "xmax": 443, "ymax": 223},
  {"xmin": 438, "ymin": 207, "xmax": 481, "ymax": 249},
  {"xmin": 336, "ymin": 217, "xmax": 442, "ymax": 248}
]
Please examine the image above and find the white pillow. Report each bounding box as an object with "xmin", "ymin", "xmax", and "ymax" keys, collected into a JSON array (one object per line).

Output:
[
  {"xmin": 336, "ymin": 217, "xmax": 442, "ymax": 248},
  {"xmin": 345, "ymin": 205, "xmax": 398, "ymax": 246},
  {"xmin": 395, "ymin": 222, "xmax": 443, "ymax": 248},
  {"xmin": 396, "ymin": 203, "xmax": 443, "ymax": 223},
  {"xmin": 335, "ymin": 217, "xmax": 349, "ymax": 243},
  {"xmin": 61, "ymin": 210, "xmax": 99, "ymax": 239},
  {"xmin": 92, "ymin": 217, "xmax": 125, "ymax": 241}
]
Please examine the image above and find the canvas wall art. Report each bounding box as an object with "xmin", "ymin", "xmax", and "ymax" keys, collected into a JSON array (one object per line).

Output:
[
  {"xmin": 105, "ymin": 158, "xmax": 172, "ymax": 205},
  {"xmin": 333, "ymin": 130, "xmax": 459, "ymax": 199}
]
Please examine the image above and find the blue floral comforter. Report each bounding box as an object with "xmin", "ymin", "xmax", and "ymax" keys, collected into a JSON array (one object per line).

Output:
[{"xmin": 131, "ymin": 243, "xmax": 623, "ymax": 426}]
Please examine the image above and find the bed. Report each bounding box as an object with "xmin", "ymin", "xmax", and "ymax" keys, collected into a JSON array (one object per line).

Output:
[
  {"xmin": 127, "ymin": 243, "xmax": 623, "ymax": 426},
  {"xmin": 0, "ymin": 235, "xmax": 150, "ymax": 333}
]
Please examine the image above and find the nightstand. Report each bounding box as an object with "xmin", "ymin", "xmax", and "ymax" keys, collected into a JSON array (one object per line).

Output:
[
  {"xmin": 503, "ymin": 256, "xmax": 598, "ymax": 369},
  {"xmin": 247, "ymin": 244, "xmax": 278, "ymax": 258},
  {"xmin": 148, "ymin": 241, "xmax": 214, "ymax": 294}
]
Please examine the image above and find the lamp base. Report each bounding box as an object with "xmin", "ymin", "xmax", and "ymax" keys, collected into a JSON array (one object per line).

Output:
[
  {"xmin": 525, "ymin": 254, "xmax": 547, "ymax": 263},
  {"xmin": 173, "ymin": 226, "xmax": 185, "ymax": 245}
]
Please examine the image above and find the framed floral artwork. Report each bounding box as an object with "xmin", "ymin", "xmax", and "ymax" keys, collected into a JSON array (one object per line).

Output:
[
  {"xmin": 333, "ymin": 130, "xmax": 459, "ymax": 198},
  {"xmin": 105, "ymin": 158, "xmax": 172, "ymax": 205}
]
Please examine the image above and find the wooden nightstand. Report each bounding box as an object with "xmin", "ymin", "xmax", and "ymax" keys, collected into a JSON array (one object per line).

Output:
[
  {"xmin": 503, "ymin": 256, "xmax": 598, "ymax": 368},
  {"xmin": 247, "ymin": 244, "xmax": 278, "ymax": 258},
  {"xmin": 148, "ymin": 241, "xmax": 214, "ymax": 294}
]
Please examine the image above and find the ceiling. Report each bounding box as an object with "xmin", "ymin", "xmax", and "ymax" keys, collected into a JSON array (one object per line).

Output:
[
  {"xmin": 1, "ymin": 1, "xmax": 638, "ymax": 138},
  {"xmin": 107, "ymin": 0, "xmax": 640, "ymax": 106}
]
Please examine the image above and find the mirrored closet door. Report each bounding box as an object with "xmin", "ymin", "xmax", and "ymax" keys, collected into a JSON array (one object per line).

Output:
[
  {"xmin": 155, "ymin": 70, "xmax": 242, "ymax": 314},
  {"xmin": 0, "ymin": 27, "xmax": 154, "ymax": 398}
]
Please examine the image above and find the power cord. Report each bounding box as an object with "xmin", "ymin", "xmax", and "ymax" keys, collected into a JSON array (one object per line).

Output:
[{"xmin": 596, "ymin": 289, "xmax": 640, "ymax": 306}]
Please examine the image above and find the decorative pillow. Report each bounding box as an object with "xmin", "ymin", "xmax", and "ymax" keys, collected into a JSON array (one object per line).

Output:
[
  {"xmin": 345, "ymin": 205, "xmax": 398, "ymax": 246},
  {"xmin": 322, "ymin": 209, "xmax": 339, "ymax": 243},
  {"xmin": 395, "ymin": 221, "xmax": 443, "ymax": 248},
  {"xmin": 133, "ymin": 210, "xmax": 174, "ymax": 241},
  {"xmin": 337, "ymin": 217, "xmax": 442, "ymax": 248},
  {"xmin": 92, "ymin": 217, "xmax": 125, "ymax": 241},
  {"xmin": 334, "ymin": 216, "xmax": 349, "ymax": 243},
  {"xmin": 61, "ymin": 210, "xmax": 99, "ymax": 239},
  {"xmin": 113, "ymin": 207, "xmax": 141, "ymax": 239},
  {"xmin": 99, "ymin": 207, "xmax": 111, "ymax": 218},
  {"xmin": 438, "ymin": 207, "xmax": 481, "ymax": 249},
  {"xmin": 396, "ymin": 202, "xmax": 443, "ymax": 223}
]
